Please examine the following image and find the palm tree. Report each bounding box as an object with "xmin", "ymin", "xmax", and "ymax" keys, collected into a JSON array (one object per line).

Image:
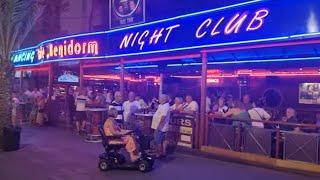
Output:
[{"xmin": 0, "ymin": 0, "xmax": 44, "ymax": 147}]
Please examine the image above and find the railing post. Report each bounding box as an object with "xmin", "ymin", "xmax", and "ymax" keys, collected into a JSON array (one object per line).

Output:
[
  {"xmin": 275, "ymin": 126, "xmax": 281, "ymax": 159},
  {"xmin": 235, "ymin": 124, "xmax": 241, "ymax": 151}
]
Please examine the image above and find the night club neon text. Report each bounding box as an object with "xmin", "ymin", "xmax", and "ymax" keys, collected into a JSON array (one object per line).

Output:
[
  {"xmin": 120, "ymin": 24, "xmax": 181, "ymax": 50},
  {"xmin": 119, "ymin": 9, "xmax": 269, "ymax": 51},
  {"xmin": 196, "ymin": 9, "xmax": 269, "ymax": 38}
]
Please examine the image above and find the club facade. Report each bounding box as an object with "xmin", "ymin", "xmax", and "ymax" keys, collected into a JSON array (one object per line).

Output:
[{"xmin": 12, "ymin": 0, "xmax": 320, "ymax": 173}]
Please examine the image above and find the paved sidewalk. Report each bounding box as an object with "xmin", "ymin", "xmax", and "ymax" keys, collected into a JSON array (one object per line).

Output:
[{"xmin": 0, "ymin": 126, "xmax": 318, "ymax": 180}]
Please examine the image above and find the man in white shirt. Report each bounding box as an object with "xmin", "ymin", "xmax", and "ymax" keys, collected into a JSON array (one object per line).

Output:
[
  {"xmin": 123, "ymin": 91, "xmax": 140, "ymax": 129},
  {"xmin": 152, "ymin": 94, "xmax": 170, "ymax": 157},
  {"xmin": 109, "ymin": 91, "xmax": 124, "ymax": 123},
  {"xmin": 182, "ymin": 95, "xmax": 199, "ymax": 114},
  {"xmin": 75, "ymin": 89, "xmax": 89, "ymax": 134},
  {"xmin": 248, "ymin": 100, "xmax": 271, "ymax": 128}
]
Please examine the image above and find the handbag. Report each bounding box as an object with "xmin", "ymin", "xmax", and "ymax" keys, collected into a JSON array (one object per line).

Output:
[{"xmin": 252, "ymin": 108, "xmax": 265, "ymax": 128}]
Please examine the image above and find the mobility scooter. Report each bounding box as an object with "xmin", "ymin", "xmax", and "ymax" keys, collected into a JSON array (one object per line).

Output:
[{"xmin": 98, "ymin": 126, "xmax": 155, "ymax": 173}]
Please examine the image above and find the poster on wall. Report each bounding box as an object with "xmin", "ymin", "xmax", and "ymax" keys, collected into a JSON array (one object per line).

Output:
[
  {"xmin": 54, "ymin": 63, "xmax": 80, "ymax": 84},
  {"xmin": 299, "ymin": 83, "xmax": 320, "ymax": 105},
  {"xmin": 109, "ymin": 0, "xmax": 145, "ymax": 29}
]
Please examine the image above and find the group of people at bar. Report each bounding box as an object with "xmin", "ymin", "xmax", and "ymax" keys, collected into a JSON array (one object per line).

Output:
[
  {"xmin": 209, "ymin": 93, "xmax": 320, "ymax": 133},
  {"xmin": 11, "ymin": 88, "xmax": 49, "ymax": 126},
  {"xmin": 12, "ymin": 85, "xmax": 320, "ymax": 162},
  {"xmin": 66, "ymin": 87, "xmax": 202, "ymax": 159}
]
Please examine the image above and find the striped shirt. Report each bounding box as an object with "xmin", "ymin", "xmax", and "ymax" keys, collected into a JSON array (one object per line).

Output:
[{"xmin": 109, "ymin": 101, "xmax": 123, "ymax": 121}]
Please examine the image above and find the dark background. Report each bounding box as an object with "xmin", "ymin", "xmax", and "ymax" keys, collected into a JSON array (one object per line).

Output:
[{"xmin": 146, "ymin": 0, "xmax": 251, "ymax": 22}]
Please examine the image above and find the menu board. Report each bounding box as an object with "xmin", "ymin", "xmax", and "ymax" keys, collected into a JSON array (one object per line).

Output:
[{"xmin": 169, "ymin": 113, "xmax": 195, "ymax": 148}]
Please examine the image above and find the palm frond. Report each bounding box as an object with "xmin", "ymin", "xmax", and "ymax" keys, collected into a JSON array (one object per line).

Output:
[{"xmin": 0, "ymin": 0, "xmax": 45, "ymax": 62}]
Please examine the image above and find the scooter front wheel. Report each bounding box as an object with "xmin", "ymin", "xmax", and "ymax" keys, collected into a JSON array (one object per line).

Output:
[
  {"xmin": 99, "ymin": 159, "xmax": 110, "ymax": 171},
  {"xmin": 138, "ymin": 160, "xmax": 151, "ymax": 173}
]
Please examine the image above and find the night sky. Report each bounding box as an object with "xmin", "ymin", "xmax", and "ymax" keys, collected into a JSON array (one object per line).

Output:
[{"xmin": 147, "ymin": 0, "xmax": 251, "ymax": 21}]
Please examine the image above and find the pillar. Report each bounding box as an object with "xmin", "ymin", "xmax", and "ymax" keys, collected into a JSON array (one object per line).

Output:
[
  {"xmin": 48, "ymin": 64, "xmax": 54, "ymax": 100},
  {"xmin": 199, "ymin": 52, "xmax": 208, "ymax": 148},
  {"xmin": 120, "ymin": 58, "xmax": 125, "ymax": 99},
  {"xmin": 80, "ymin": 62, "xmax": 84, "ymax": 88},
  {"xmin": 159, "ymin": 73, "xmax": 164, "ymax": 97},
  {"xmin": 19, "ymin": 70, "xmax": 23, "ymax": 93}
]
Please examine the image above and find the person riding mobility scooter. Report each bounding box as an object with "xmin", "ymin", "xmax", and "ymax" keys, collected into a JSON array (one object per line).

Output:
[{"xmin": 98, "ymin": 109, "xmax": 155, "ymax": 172}]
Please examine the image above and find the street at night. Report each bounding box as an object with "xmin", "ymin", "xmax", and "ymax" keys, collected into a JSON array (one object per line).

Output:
[{"xmin": 0, "ymin": 126, "xmax": 317, "ymax": 180}]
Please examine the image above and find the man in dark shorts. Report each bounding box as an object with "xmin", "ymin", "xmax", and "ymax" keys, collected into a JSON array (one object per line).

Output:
[{"xmin": 75, "ymin": 89, "xmax": 89, "ymax": 134}]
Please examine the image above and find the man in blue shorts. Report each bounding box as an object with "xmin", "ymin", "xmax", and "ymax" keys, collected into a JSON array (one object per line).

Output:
[{"xmin": 151, "ymin": 94, "xmax": 170, "ymax": 158}]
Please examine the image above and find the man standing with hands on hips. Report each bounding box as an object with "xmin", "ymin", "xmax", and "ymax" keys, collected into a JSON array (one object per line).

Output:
[{"xmin": 152, "ymin": 94, "xmax": 171, "ymax": 158}]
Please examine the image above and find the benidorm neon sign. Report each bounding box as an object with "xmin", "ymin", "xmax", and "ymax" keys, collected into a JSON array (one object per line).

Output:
[{"xmin": 36, "ymin": 40, "xmax": 99, "ymax": 61}]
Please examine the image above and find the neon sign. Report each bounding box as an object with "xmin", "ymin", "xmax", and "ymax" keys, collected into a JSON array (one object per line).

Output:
[
  {"xmin": 119, "ymin": 24, "xmax": 180, "ymax": 50},
  {"xmin": 11, "ymin": 49, "xmax": 36, "ymax": 66},
  {"xmin": 37, "ymin": 39, "xmax": 99, "ymax": 62},
  {"xmin": 196, "ymin": 9, "xmax": 269, "ymax": 37},
  {"xmin": 118, "ymin": 9, "xmax": 270, "ymax": 51},
  {"xmin": 107, "ymin": 0, "xmax": 320, "ymax": 56},
  {"xmin": 11, "ymin": 0, "xmax": 320, "ymax": 67}
]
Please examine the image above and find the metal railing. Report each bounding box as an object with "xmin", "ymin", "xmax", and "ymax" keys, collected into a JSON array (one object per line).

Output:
[{"xmin": 206, "ymin": 116, "xmax": 320, "ymax": 164}]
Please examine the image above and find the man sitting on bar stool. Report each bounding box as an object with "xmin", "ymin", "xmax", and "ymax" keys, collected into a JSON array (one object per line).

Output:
[
  {"xmin": 151, "ymin": 94, "xmax": 171, "ymax": 158},
  {"xmin": 280, "ymin": 108, "xmax": 299, "ymax": 132}
]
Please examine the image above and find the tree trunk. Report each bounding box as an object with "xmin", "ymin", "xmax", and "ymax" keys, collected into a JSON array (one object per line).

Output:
[{"xmin": 0, "ymin": 58, "xmax": 13, "ymax": 148}]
